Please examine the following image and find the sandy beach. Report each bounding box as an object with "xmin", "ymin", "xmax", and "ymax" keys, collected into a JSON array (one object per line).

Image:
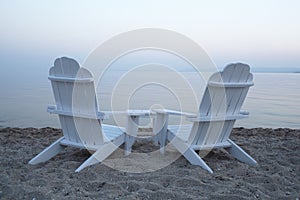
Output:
[{"xmin": 0, "ymin": 127, "xmax": 299, "ymax": 199}]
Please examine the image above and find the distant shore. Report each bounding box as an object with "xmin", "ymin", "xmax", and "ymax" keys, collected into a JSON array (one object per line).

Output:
[{"xmin": 0, "ymin": 127, "xmax": 299, "ymax": 199}]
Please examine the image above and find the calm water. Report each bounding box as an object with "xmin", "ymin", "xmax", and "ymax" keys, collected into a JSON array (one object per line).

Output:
[{"xmin": 0, "ymin": 72, "xmax": 299, "ymax": 129}]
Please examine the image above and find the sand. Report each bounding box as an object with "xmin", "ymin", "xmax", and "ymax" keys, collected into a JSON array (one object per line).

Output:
[{"xmin": 0, "ymin": 127, "xmax": 299, "ymax": 199}]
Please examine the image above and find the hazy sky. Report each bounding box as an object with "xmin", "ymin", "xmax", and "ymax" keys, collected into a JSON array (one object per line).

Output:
[{"xmin": 1, "ymin": 0, "xmax": 300, "ymax": 71}]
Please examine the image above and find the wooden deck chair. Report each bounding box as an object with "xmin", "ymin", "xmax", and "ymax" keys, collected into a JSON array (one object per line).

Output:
[
  {"xmin": 154, "ymin": 63, "xmax": 257, "ymax": 173},
  {"xmin": 29, "ymin": 57, "xmax": 128, "ymax": 172}
]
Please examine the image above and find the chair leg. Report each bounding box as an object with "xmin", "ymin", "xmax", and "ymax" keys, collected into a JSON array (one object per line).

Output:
[
  {"xmin": 29, "ymin": 137, "xmax": 65, "ymax": 165},
  {"xmin": 124, "ymin": 115, "xmax": 139, "ymax": 155},
  {"xmin": 153, "ymin": 134, "xmax": 159, "ymax": 146},
  {"xmin": 225, "ymin": 139, "xmax": 257, "ymax": 166},
  {"xmin": 183, "ymin": 148, "xmax": 213, "ymax": 174},
  {"xmin": 75, "ymin": 135, "xmax": 124, "ymax": 172},
  {"xmin": 159, "ymin": 131, "xmax": 167, "ymax": 154},
  {"xmin": 124, "ymin": 135, "xmax": 135, "ymax": 156},
  {"xmin": 168, "ymin": 132, "xmax": 213, "ymax": 173}
]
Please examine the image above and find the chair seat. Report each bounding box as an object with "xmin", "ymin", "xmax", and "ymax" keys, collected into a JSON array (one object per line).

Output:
[
  {"xmin": 60, "ymin": 124, "xmax": 125, "ymax": 151},
  {"xmin": 168, "ymin": 124, "xmax": 232, "ymax": 150},
  {"xmin": 102, "ymin": 124, "xmax": 125, "ymax": 143},
  {"xmin": 168, "ymin": 124, "xmax": 193, "ymax": 142}
]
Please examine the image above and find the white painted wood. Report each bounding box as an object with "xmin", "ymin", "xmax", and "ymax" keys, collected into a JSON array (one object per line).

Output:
[
  {"xmin": 47, "ymin": 106, "xmax": 106, "ymax": 119},
  {"xmin": 103, "ymin": 110, "xmax": 153, "ymax": 153},
  {"xmin": 153, "ymin": 109, "xmax": 196, "ymax": 117},
  {"xmin": 124, "ymin": 115, "xmax": 139, "ymax": 155},
  {"xmin": 189, "ymin": 121, "xmax": 204, "ymax": 145},
  {"xmin": 104, "ymin": 109, "xmax": 152, "ymax": 117},
  {"xmin": 190, "ymin": 141, "xmax": 232, "ymax": 150},
  {"xmin": 29, "ymin": 57, "xmax": 127, "ymax": 172},
  {"xmin": 168, "ymin": 132, "xmax": 213, "ymax": 173},
  {"xmin": 127, "ymin": 109, "xmax": 153, "ymax": 116},
  {"xmin": 208, "ymin": 81, "xmax": 254, "ymax": 87},
  {"xmin": 153, "ymin": 117, "xmax": 159, "ymax": 146},
  {"xmin": 186, "ymin": 112, "xmax": 249, "ymax": 122},
  {"xmin": 58, "ymin": 124, "xmax": 124, "ymax": 151},
  {"xmin": 154, "ymin": 63, "xmax": 257, "ymax": 173},
  {"xmin": 153, "ymin": 113, "xmax": 169, "ymax": 154},
  {"xmin": 218, "ymin": 120, "xmax": 234, "ymax": 143},
  {"xmin": 225, "ymin": 139, "xmax": 257, "ymax": 166},
  {"xmin": 29, "ymin": 137, "xmax": 65, "ymax": 164},
  {"xmin": 75, "ymin": 134, "xmax": 125, "ymax": 172},
  {"xmin": 48, "ymin": 76, "xmax": 93, "ymax": 82}
]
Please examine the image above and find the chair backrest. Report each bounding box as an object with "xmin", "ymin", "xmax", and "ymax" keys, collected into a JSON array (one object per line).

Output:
[
  {"xmin": 49, "ymin": 57, "xmax": 105, "ymax": 147},
  {"xmin": 188, "ymin": 63, "xmax": 253, "ymax": 146}
]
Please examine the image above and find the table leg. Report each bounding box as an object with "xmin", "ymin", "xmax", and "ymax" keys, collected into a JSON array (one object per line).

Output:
[
  {"xmin": 125, "ymin": 115, "xmax": 139, "ymax": 155},
  {"xmin": 153, "ymin": 113, "xmax": 168, "ymax": 154}
]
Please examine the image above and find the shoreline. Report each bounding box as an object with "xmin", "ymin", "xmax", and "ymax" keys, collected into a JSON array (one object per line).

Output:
[{"xmin": 0, "ymin": 127, "xmax": 299, "ymax": 199}]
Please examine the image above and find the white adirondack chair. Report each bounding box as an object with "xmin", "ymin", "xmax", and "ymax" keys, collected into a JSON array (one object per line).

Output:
[
  {"xmin": 29, "ymin": 57, "xmax": 132, "ymax": 172},
  {"xmin": 154, "ymin": 63, "xmax": 257, "ymax": 173}
]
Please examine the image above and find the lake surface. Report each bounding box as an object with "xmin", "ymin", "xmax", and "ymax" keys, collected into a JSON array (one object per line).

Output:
[{"xmin": 0, "ymin": 72, "xmax": 299, "ymax": 129}]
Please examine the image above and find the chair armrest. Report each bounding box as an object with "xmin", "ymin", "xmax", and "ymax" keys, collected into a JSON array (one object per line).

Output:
[
  {"xmin": 186, "ymin": 113, "xmax": 249, "ymax": 122},
  {"xmin": 47, "ymin": 105, "xmax": 107, "ymax": 120},
  {"xmin": 208, "ymin": 81, "xmax": 254, "ymax": 87},
  {"xmin": 48, "ymin": 76, "xmax": 93, "ymax": 83},
  {"xmin": 239, "ymin": 110, "xmax": 250, "ymax": 116},
  {"xmin": 103, "ymin": 110, "xmax": 153, "ymax": 117},
  {"xmin": 127, "ymin": 109, "xmax": 153, "ymax": 116},
  {"xmin": 98, "ymin": 111, "xmax": 109, "ymax": 120},
  {"xmin": 47, "ymin": 105, "xmax": 57, "ymax": 112},
  {"xmin": 152, "ymin": 109, "xmax": 197, "ymax": 117}
]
